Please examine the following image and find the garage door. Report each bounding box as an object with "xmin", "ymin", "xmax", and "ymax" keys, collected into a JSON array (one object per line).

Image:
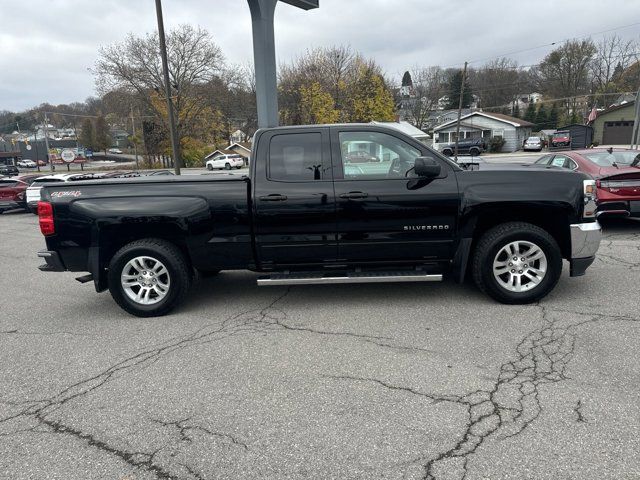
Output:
[{"xmin": 603, "ymin": 121, "xmax": 634, "ymax": 145}]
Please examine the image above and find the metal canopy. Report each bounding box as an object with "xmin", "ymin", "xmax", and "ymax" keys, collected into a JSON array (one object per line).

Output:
[
  {"xmin": 247, "ymin": 0, "xmax": 318, "ymax": 129},
  {"xmin": 281, "ymin": 0, "xmax": 318, "ymax": 9}
]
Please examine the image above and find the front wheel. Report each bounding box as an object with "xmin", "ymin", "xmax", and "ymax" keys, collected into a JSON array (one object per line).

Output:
[
  {"xmin": 224, "ymin": 163, "xmax": 231, "ymax": 170},
  {"xmin": 207, "ymin": 164, "xmax": 213, "ymax": 171},
  {"xmin": 442, "ymin": 149, "xmax": 453, "ymax": 156},
  {"xmin": 108, "ymin": 239, "xmax": 191, "ymax": 317},
  {"xmin": 469, "ymin": 147, "xmax": 480, "ymax": 156},
  {"xmin": 472, "ymin": 222, "xmax": 562, "ymax": 304}
]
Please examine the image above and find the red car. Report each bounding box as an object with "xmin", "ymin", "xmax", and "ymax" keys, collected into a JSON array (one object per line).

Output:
[
  {"xmin": 550, "ymin": 130, "xmax": 571, "ymax": 149},
  {"xmin": 534, "ymin": 148, "xmax": 640, "ymax": 218},
  {"xmin": 0, "ymin": 174, "xmax": 44, "ymax": 213}
]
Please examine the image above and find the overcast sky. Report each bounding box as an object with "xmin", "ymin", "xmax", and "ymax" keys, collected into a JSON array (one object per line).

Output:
[{"xmin": 1, "ymin": 0, "xmax": 639, "ymax": 112}]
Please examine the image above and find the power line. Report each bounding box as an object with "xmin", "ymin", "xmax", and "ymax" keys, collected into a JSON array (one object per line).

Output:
[{"xmin": 443, "ymin": 20, "xmax": 640, "ymax": 68}]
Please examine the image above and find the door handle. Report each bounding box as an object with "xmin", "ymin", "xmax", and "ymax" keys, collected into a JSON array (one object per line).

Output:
[
  {"xmin": 339, "ymin": 191, "xmax": 368, "ymax": 199},
  {"xmin": 259, "ymin": 194, "xmax": 288, "ymax": 202}
]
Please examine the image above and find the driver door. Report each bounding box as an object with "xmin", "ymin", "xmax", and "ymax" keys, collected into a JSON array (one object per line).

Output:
[{"xmin": 331, "ymin": 126, "xmax": 460, "ymax": 263}]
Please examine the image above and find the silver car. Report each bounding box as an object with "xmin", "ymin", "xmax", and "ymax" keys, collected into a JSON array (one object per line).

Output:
[{"xmin": 523, "ymin": 136, "xmax": 543, "ymax": 152}]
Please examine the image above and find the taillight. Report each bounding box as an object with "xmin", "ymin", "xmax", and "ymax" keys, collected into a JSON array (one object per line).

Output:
[
  {"xmin": 38, "ymin": 201, "xmax": 55, "ymax": 236},
  {"xmin": 583, "ymin": 179, "xmax": 597, "ymax": 218}
]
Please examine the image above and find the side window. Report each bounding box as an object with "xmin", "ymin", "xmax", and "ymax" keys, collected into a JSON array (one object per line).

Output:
[
  {"xmin": 268, "ymin": 132, "xmax": 325, "ymax": 181},
  {"xmin": 338, "ymin": 131, "xmax": 421, "ymax": 180},
  {"xmin": 535, "ymin": 155, "xmax": 551, "ymax": 165}
]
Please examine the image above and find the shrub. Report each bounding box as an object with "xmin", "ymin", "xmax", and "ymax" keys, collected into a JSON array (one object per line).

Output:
[{"xmin": 488, "ymin": 136, "xmax": 505, "ymax": 153}]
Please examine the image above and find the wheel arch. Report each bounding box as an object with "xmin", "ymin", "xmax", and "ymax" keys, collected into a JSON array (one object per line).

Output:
[{"xmin": 454, "ymin": 203, "xmax": 572, "ymax": 282}]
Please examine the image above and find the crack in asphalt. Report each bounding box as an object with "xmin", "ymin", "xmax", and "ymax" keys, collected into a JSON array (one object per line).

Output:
[
  {"xmin": 574, "ymin": 400, "xmax": 588, "ymax": 423},
  {"xmin": 0, "ymin": 286, "xmax": 436, "ymax": 479},
  {"xmin": 328, "ymin": 303, "xmax": 639, "ymax": 480},
  {"xmin": 150, "ymin": 417, "xmax": 248, "ymax": 450}
]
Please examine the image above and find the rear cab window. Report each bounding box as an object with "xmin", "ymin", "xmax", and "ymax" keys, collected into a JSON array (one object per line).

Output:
[{"xmin": 268, "ymin": 132, "xmax": 327, "ymax": 181}]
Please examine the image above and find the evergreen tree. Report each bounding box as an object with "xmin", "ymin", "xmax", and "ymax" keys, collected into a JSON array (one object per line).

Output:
[
  {"xmin": 79, "ymin": 118, "xmax": 94, "ymax": 149},
  {"xmin": 94, "ymin": 116, "xmax": 110, "ymax": 154},
  {"xmin": 548, "ymin": 103, "xmax": 559, "ymax": 129},
  {"xmin": 535, "ymin": 104, "xmax": 548, "ymax": 131},
  {"xmin": 401, "ymin": 71, "xmax": 413, "ymax": 87},
  {"xmin": 523, "ymin": 101, "xmax": 537, "ymax": 124},
  {"xmin": 445, "ymin": 70, "xmax": 472, "ymax": 110}
]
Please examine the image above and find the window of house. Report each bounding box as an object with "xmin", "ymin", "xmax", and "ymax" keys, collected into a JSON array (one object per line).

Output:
[
  {"xmin": 268, "ymin": 132, "xmax": 325, "ymax": 181},
  {"xmin": 493, "ymin": 129, "xmax": 504, "ymax": 138}
]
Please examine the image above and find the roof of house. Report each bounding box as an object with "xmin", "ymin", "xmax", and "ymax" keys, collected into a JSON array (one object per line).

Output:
[
  {"xmin": 372, "ymin": 121, "xmax": 430, "ymax": 139},
  {"xmin": 228, "ymin": 142, "xmax": 252, "ymax": 152},
  {"xmin": 596, "ymin": 100, "xmax": 636, "ymax": 118},
  {"xmin": 434, "ymin": 111, "xmax": 535, "ymax": 131},
  {"xmin": 204, "ymin": 149, "xmax": 234, "ymax": 160}
]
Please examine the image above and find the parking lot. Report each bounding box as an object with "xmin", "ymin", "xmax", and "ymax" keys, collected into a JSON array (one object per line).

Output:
[{"xmin": 0, "ymin": 211, "xmax": 639, "ymax": 479}]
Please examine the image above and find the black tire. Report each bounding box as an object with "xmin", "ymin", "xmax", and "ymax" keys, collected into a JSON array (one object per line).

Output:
[
  {"xmin": 236, "ymin": 166, "xmax": 242, "ymax": 169},
  {"xmin": 472, "ymin": 222, "xmax": 562, "ymax": 304},
  {"xmin": 469, "ymin": 147, "xmax": 480, "ymax": 156},
  {"xmin": 442, "ymin": 149, "xmax": 453, "ymax": 156},
  {"xmin": 108, "ymin": 238, "xmax": 191, "ymax": 317},
  {"xmin": 224, "ymin": 163, "xmax": 231, "ymax": 170},
  {"xmin": 207, "ymin": 164, "xmax": 213, "ymax": 171}
]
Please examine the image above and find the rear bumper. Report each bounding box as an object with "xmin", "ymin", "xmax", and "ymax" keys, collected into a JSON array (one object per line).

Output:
[
  {"xmin": 597, "ymin": 200, "xmax": 640, "ymax": 218},
  {"xmin": 37, "ymin": 250, "xmax": 66, "ymax": 272},
  {"xmin": 569, "ymin": 222, "xmax": 601, "ymax": 277}
]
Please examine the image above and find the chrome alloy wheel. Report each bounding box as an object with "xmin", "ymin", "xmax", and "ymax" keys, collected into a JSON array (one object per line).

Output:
[
  {"xmin": 120, "ymin": 256, "xmax": 171, "ymax": 305},
  {"xmin": 492, "ymin": 241, "xmax": 547, "ymax": 293}
]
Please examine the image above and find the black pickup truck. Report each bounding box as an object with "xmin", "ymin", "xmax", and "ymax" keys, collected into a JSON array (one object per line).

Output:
[{"xmin": 37, "ymin": 124, "xmax": 602, "ymax": 317}]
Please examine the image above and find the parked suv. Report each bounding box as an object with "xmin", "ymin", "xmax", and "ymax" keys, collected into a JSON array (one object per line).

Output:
[
  {"xmin": 205, "ymin": 154, "xmax": 244, "ymax": 170},
  {"xmin": 440, "ymin": 138, "xmax": 486, "ymax": 156},
  {"xmin": 0, "ymin": 164, "xmax": 19, "ymax": 176}
]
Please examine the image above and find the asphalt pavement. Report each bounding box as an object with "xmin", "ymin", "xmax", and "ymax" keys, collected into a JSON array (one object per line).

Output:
[{"xmin": 1, "ymin": 212, "xmax": 639, "ymax": 479}]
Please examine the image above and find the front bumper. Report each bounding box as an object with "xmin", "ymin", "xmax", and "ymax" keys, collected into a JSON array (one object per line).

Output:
[
  {"xmin": 0, "ymin": 200, "xmax": 23, "ymax": 211},
  {"xmin": 569, "ymin": 222, "xmax": 601, "ymax": 277},
  {"xmin": 37, "ymin": 250, "xmax": 66, "ymax": 272}
]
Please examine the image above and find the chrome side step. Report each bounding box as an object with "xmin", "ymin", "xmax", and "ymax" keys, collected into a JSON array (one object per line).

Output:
[{"xmin": 258, "ymin": 271, "xmax": 443, "ymax": 286}]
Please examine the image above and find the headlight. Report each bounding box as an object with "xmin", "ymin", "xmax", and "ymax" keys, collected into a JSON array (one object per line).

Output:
[{"xmin": 583, "ymin": 179, "xmax": 597, "ymax": 218}]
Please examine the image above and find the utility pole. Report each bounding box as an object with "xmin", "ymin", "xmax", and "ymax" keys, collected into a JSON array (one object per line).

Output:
[
  {"xmin": 454, "ymin": 61, "xmax": 468, "ymax": 161},
  {"xmin": 43, "ymin": 113, "xmax": 53, "ymax": 172},
  {"xmin": 630, "ymin": 87, "xmax": 640, "ymax": 150},
  {"xmin": 154, "ymin": 0, "xmax": 181, "ymax": 175},
  {"xmin": 131, "ymin": 108, "xmax": 140, "ymax": 170}
]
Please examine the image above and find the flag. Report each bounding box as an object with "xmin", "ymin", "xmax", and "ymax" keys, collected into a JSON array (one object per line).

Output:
[{"xmin": 587, "ymin": 106, "xmax": 597, "ymax": 123}]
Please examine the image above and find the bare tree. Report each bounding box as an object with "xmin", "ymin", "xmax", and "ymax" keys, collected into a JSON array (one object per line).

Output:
[
  {"xmin": 533, "ymin": 40, "xmax": 597, "ymax": 117},
  {"xmin": 468, "ymin": 58, "xmax": 530, "ymax": 111},
  {"xmin": 591, "ymin": 34, "xmax": 638, "ymax": 94},
  {"xmin": 96, "ymin": 24, "xmax": 225, "ymax": 143},
  {"xmin": 405, "ymin": 66, "xmax": 446, "ymax": 128}
]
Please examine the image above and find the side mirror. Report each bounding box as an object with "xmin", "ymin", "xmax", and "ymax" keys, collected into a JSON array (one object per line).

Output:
[{"xmin": 414, "ymin": 157, "xmax": 441, "ymax": 178}]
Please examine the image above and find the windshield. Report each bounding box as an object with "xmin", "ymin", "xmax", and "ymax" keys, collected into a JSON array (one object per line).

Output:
[
  {"xmin": 32, "ymin": 178, "xmax": 64, "ymax": 184},
  {"xmin": 582, "ymin": 151, "xmax": 640, "ymax": 167},
  {"xmin": 527, "ymin": 137, "xmax": 540, "ymax": 142},
  {"xmin": 553, "ymin": 132, "xmax": 570, "ymax": 139}
]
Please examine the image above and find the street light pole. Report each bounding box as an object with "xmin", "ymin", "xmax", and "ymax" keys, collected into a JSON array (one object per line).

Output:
[{"xmin": 154, "ymin": 0, "xmax": 181, "ymax": 175}]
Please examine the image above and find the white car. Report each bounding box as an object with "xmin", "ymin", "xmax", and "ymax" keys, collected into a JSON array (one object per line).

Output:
[
  {"xmin": 17, "ymin": 159, "xmax": 37, "ymax": 168},
  {"xmin": 25, "ymin": 173, "xmax": 99, "ymax": 213},
  {"xmin": 205, "ymin": 154, "xmax": 244, "ymax": 170},
  {"xmin": 108, "ymin": 148, "xmax": 123, "ymax": 154}
]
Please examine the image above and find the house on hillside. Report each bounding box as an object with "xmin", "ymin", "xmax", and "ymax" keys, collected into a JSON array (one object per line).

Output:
[
  {"xmin": 591, "ymin": 101, "xmax": 636, "ymax": 145},
  {"xmin": 433, "ymin": 112, "xmax": 534, "ymax": 153}
]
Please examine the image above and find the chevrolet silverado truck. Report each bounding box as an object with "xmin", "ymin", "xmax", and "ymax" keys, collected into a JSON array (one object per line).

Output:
[{"xmin": 36, "ymin": 124, "xmax": 602, "ymax": 317}]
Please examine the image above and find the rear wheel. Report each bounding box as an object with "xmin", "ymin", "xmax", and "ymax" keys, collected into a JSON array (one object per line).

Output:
[
  {"xmin": 442, "ymin": 148, "xmax": 453, "ymax": 156},
  {"xmin": 108, "ymin": 239, "xmax": 191, "ymax": 317},
  {"xmin": 472, "ymin": 222, "xmax": 562, "ymax": 304},
  {"xmin": 469, "ymin": 147, "xmax": 480, "ymax": 156}
]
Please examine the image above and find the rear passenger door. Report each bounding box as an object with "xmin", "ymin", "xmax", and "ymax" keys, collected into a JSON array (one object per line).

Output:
[{"xmin": 253, "ymin": 128, "xmax": 337, "ymax": 267}]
